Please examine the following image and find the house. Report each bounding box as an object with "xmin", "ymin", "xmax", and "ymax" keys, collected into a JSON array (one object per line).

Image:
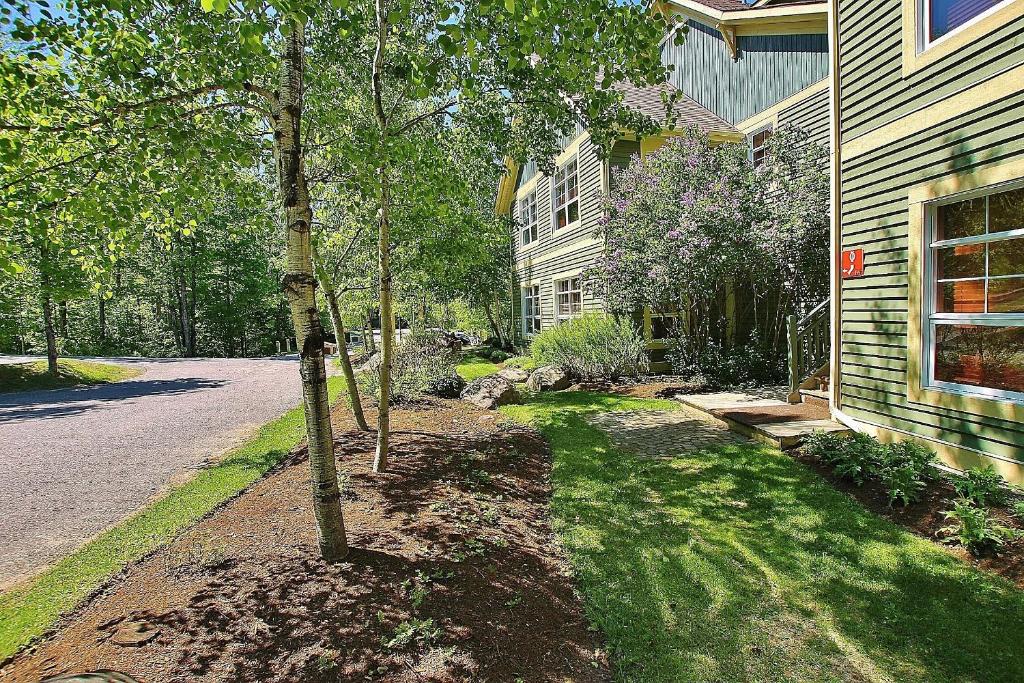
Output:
[
  {"xmin": 830, "ymin": 0, "xmax": 1024, "ymax": 482},
  {"xmin": 495, "ymin": 0, "xmax": 832, "ymax": 368}
]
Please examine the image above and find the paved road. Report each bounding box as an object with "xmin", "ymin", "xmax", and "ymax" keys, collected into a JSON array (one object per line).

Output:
[{"xmin": 0, "ymin": 356, "xmax": 322, "ymax": 590}]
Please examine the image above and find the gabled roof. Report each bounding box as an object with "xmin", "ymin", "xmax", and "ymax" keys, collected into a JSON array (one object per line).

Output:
[
  {"xmin": 684, "ymin": 0, "xmax": 825, "ymax": 10},
  {"xmin": 613, "ymin": 81, "xmax": 737, "ymax": 134}
]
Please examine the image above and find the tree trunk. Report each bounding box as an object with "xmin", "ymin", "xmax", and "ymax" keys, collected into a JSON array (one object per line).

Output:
[
  {"xmin": 315, "ymin": 250, "xmax": 370, "ymax": 432},
  {"xmin": 98, "ymin": 295, "xmax": 106, "ymax": 343},
  {"xmin": 273, "ymin": 20, "xmax": 347, "ymax": 561},
  {"xmin": 483, "ymin": 300, "xmax": 506, "ymax": 348},
  {"xmin": 372, "ymin": 0, "xmax": 393, "ymax": 473},
  {"xmin": 41, "ymin": 286, "xmax": 59, "ymax": 376},
  {"xmin": 58, "ymin": 301, "xmax": 69, "ymax": 338}
]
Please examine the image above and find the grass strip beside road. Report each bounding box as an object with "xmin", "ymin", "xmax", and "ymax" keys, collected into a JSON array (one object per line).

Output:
[
  {"xmin": 0, "ymin": 376, "xmax": 344, "ymax": 661},
  {"xmin": 0, "ymin": 359, "xmax": 142, "ymax": 394},
  {"xmin": 502, "ymin": 391, "xmax": 1024, "ymax": 682}
]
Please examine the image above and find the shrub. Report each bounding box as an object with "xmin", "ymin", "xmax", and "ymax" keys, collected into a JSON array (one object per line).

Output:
[
  {"xmin": 530, "ymin": 312, "xmax": 648, "ymax": 380},
  {"xmin": 953, "ymin": 465, "xmax": 1009, "ymax": 507},
  {"xmin": 666, "ymin": 337, "xmax": 785, "ymax": 386},
  {"xmin": 424, "ymin": 374, "xmax": 466, "ymax": 399},
  {"xmin": 358, "ymin": 331, "xmax": 458, "ymax": 403},
  {"xmin": 1014, "ymin": 500, "xmax": 1024, "ymax": 521},
  {"xmin": 941, "ymin": 500, "xmax": 1018, "ymax": 556},
  {"xmin": 875, "ymin": 441, "xmax": 935, "ymax": 506},
  {"xmin": 804, "ymin": 431, "xmax": 881, "ymax": 485},
  {"xmin": 803, "ymin": 431, "xmax": 935, "ymax": 504},
  {"xmin": 489, "ymin": 349, "xmax": 512, "ymax": 363}
]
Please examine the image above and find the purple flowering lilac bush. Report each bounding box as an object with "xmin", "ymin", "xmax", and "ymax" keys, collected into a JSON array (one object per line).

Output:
[{"xmin": 587, "ymin": 127, "xmax": 829, "ymax": 383}]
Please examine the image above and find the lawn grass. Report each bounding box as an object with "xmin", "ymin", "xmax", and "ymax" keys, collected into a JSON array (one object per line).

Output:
[
  {"xmin": 0, "ymin": 359, "xmax": 142, "ymax": 393},
  {"xmin": 456, "ymin": 353, "xmax": 501, "ymax": 382},
  {"xmin": 502, "ymin": 391, "xmax": 1024, "ymax": 682},
  {"xmin": 0, "ymin": 376, "xmax": 344, "ymax": 661}
]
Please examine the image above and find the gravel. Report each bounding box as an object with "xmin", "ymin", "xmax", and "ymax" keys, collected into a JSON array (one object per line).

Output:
[{"xmin": 0, "ymin": 356, "xmax": 327, "ymax": 590}]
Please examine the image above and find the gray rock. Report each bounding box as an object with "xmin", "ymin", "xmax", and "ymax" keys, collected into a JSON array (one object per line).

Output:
[
  {"xmin": 460, "ymin": 376, "xmax": 521, "ymax": 410},
  {"xmin": 496, "ymin": 366, "xmax": 530, "ymax": 383},
  {"xmin": 526, "ymin": 365, "xmax": 571, "ymax": 392}
]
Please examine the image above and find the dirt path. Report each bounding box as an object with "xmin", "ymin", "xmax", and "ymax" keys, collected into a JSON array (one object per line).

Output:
[
  {"xmin": 1, "ymin": 398, "xmax": 607, "ymax": 682},
  {"xmin": 0, "ymin": 356, "xmax": 317, "ymax": 589}
]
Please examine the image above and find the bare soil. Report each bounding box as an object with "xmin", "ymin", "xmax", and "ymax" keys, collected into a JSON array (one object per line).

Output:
[
  {"xmin": 2, "ymin": 398, "xmax": 608, "ymax": 683},
  {"xmin": 793, "ymin": 449, "xmax": 1024, "ymax": 588}
]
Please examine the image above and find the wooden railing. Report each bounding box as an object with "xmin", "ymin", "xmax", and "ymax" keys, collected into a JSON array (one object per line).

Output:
[{"xmin": 787, "ymin": 299, "xmax": 830, "ymax": 403}]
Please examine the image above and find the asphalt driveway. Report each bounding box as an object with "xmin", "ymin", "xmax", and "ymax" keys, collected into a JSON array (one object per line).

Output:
[{"xmin": 0, "ymin": 356, "xmax": 323, "ymax": 590}]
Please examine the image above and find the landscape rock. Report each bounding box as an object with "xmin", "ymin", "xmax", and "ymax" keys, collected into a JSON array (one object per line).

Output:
[
  {"xmin": 526, "ymin": 365, "xmax": 571, "ymax": 392},
  {"xmin": 496, "ymin": 367, "xmax": 530, "ymax": 383},
  {"xmin": 460, "ymin": 376, "xmax": 521, "ymax": 410}
]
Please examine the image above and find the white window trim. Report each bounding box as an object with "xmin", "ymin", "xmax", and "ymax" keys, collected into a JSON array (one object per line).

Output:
[
  {"xmin": 917, "ymin": 0, "xmax": 1015, "ymax": 53},
  {"xmin": 554, "ymin": 277, "xmax": 584, "ymax": 322},
  {"xmin": 922, "ymin": 178, "xmax": 1024, "ymax": 404},
  {"xmin": 522, "ymin": 285, "xmax": 541, "ymax": 337},
  {"xmin": 517, "ymin": 191, "xmax": 539, "ymax": 250},
  {"xmin": 748, "ymin": 123, "xmax": 773, "ymax": 167},
  {"xmin": 551, "ymin": 155, "xmax": 581, "ymax": 232}
]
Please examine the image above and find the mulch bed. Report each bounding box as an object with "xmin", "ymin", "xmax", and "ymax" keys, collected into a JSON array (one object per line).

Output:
[
  {"xmin": 793, "ymin": 449, "xmax": 1024, "ymax": 588},
  {"xmin": 2, "ymin": 399, "xmax": 608, "ymax": 682}
]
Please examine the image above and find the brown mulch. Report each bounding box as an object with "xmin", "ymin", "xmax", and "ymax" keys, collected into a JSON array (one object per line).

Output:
[
  {"xmin": 2, "ymin": 398, "xmax": 609, "ymax": 683},
  {"xmin": 793, "ymin": 449, "xmax": 1024, "ymax": 588}
]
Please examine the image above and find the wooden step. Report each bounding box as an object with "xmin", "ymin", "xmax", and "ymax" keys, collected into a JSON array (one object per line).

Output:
[{"xmin": 800, "ymin": 388, "xmax": 830, "ymax": 408}]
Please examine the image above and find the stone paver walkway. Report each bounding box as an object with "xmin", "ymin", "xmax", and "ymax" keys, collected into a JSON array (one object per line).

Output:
[{"xmin": 588, "ymin": 409, "xmax": 749, "ymax": 458}]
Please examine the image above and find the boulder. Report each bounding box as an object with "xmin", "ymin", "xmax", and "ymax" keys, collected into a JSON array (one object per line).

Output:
[
  {"xmin": 526, "ymin": 365, "xmax": 571, "ymax": 392},
  {"xmin": 496, "ymin": 366, "xmax": 530, "ymax": 383},
  {"xmin": 460, "ymin": 376, "xmax": 521, "ymax": 410}
]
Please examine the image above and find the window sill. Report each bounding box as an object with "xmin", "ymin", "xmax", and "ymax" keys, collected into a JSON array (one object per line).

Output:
[{"xmin": 552, "ymin": 220, "xmax": 581, "ymax": 234}]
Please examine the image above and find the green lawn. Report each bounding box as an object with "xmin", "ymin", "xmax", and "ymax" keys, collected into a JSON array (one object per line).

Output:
[
  {"xmin": 502, "ymin": 391, "xmax": 1024, "ymax": 682},
  {"xmin": 0, "ymin": 377, "xmax": 344, "ymax": 661},
  {"xmin": 456, "ymin": 354, "xmax": 501, "ymax": 382},
  {"xmin": 0, "ymin": 359, "xmax": 142, "ymax": 393}
]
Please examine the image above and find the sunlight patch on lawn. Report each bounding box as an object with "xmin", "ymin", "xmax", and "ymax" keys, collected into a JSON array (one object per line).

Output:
[{"xmin": 0, "ymin": 359, "xmax": 142, "ymax": 393}]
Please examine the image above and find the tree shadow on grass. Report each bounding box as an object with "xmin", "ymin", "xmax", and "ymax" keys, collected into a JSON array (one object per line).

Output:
[{"xmin": 528, "ymin": 397, "xmax": 1024, "ymax": 682}]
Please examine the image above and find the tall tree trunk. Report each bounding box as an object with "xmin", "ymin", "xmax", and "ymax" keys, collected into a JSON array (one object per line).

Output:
[
  {"xmin": 40, "ymin": 280, "xmax": 59, "ymax": 376},
  {"xmin": 372, "ymin": 0, "xmax": 393, "ymax": 473},
  {"xmin": 482, "ymin": 300, "xmax": 506, "ymax": 348},
  {"xmin": 273, "ymin": 20, "xmax": 347, "ymax": 560},
  {"xmin": 314, "ymin": 248, "xmax": 370, "ymax": 432},
  {"xmin": 58, "ymin": 301, "xmax": 69, "ymax": 338},
  {"xmin": 98, "ymin": 295, "xmax": 106, "ymax": 343}
]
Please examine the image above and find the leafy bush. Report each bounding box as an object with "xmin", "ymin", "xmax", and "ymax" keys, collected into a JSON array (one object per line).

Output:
[
  {"xmin": 1014, "ymin": 500, "xmax": 1024, "ymax": 521},
  {"xmin": 424, "ymin": 373, "xmax": 466, "ymax": 399},
  {"xmin": 666, "ymin": 337, "xmax": 785, "ymax": 386},
  {"xmin": 530, "ymin": 312, "xmax": 648, "ymax": 380},
  {"xmin": 358, "ymin": 331, "xmax": 458, "ymax": 404},
  {"xmin": 953, "ymin": 465, "xmax": 1009, "ymax": 507},
  {"xmin": 875, "ymin": 441, "xmax": 935, "ymax": 506},
  {"xmin": 489, "ymin": 349, "xmax": 512, "ymax": 363},
  {"xmin": 941, "ymin": 500, "xmax": 1018, "ymax": 556},
  {"xmin": 803, "ymin": 431, "xmax": 935, "ymax": 504}
]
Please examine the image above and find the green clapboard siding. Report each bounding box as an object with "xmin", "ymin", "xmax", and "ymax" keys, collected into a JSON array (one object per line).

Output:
[{"xmin": 838, "ymin": 0, "xmax": 1024, "ymax": 465}]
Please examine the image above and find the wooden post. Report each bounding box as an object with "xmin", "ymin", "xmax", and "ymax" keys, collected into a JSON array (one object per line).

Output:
[{"xmin": 787, "ymin": 314, "xmax": 801, "ymax": 404}]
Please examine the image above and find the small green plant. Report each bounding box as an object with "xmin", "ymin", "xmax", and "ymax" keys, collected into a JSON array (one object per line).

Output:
[
  {"xmin": 530, "ymin": 312, "xmax": 648, "ymax": 380},
  {"xmin": 941, "ymin": 500, "xmax": 1018, "ymax": 556},
  {"xmin": 804, "ymin": 431, "xmax": 881, "ymax": 485},
  {"xmin": 953, "ymin": 465, "xmax": 1009, "ymax": 507},
  {"xmin": 382, "ymin": 618, "xmax": 441, "ymax": 650},
  {"xmin": 876, "ymin": 441, "xmax": 935, "ymax": 506},
  {"xmin": 1014, "ymin": 500, "xmax": 1024, "ymax": 521},
  {"xmin": 490, "ymin": 349, "xmax": 512, "ymax": 362},
  {"xmin": 503, "ymin": 355, "xmax": 538, "ymax": 371},
  {"xmin": 314, "ymin": 649, "xmax": 340, "ymax": 674}
]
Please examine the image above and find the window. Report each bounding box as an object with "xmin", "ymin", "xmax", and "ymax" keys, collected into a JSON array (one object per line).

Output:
[
  {"xmin": 648, "ymin": 307, "xmax": 682, "ymax": 341},
  {"xmin": 552, "ymin": 157, "xmax": 580, "ymax": 230},
  {"xmin": 925, "ymin": 183, "xmax": 1024, "ymax": 400},
  {"xmin": 749, "ymin": 125, "xmax": 772, "ymax": 168},
  {"xmin": 518, "ymin": 192, "xmax": 538, "ymax": 247},
  {"xmin": 523, "ymin": 286, "xmax": 541, "ymax": 334},
  {"xmin": 922, "ymin": 0, "xmax": 1011, "ymax": 46},
  {"xmin": 555, "ymin": 277, "xmax": 583, "ymax": 321}
]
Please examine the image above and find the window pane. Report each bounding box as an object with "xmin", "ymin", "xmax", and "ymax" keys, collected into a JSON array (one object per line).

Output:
[
  {"xmin": 989, "ymin": 277, "xmax": 1024, "ymax": 313},
  {"xmin": 936, "ymin": 196, "xmax": 985, "ymax": 241},
  {"xmin": 568, "ymin": 201, "xmax": 579, "ymax": 225},
  {"xmin": 989, "ymin": 186, "xmax": 1024, "ymax": 234},
  {"xmin": 989, "ymin": 237, "xmax": 1024, "ymax": 277},
  {"xmin": 929, "ymin": 0, "xmax": 1004, "ymax": 41},
  {"xmin": 934, "ymin": 324, "xmax": 1024, "ymax": 393},
  {"xmin": 936, "ymin": 243, "xmax": 985, "ymax": 279},
  {"xmin": 938, "ymin": 280, "xmax": 985, "ymax": 313}
]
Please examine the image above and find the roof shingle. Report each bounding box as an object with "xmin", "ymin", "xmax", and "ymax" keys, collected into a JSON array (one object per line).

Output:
[{"xmin": 613, "ymin": 81, "xmax": 736, "ymax": 133}]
